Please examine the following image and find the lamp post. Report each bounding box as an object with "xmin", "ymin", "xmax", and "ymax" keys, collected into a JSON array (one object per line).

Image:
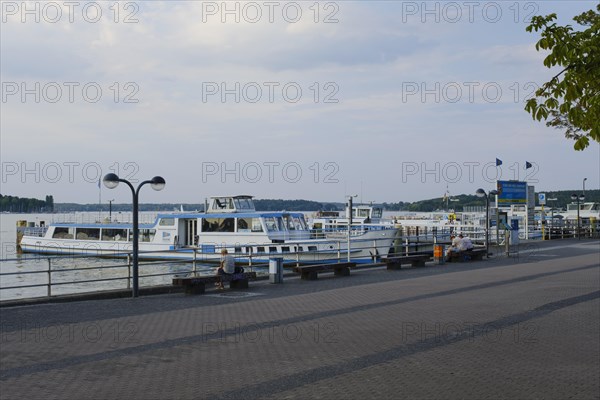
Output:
[
  {"xmin": 346, "ymin": 194, "xmax": 357, "ymax": 262},
  {"xmin": 547, "ymin": 198, "xmax": 558, "ymax": 239},
  {"xmin": 108, "ymin": 199, "xmax": 114, "ymax": 222},
  {"xmin": 570, "ymin": 193, "xmax": 585, "ymax": 240},
  {"xmin": 103, "ymin": 173, "xmax": 166, "ymax": 297},
  {"xmin": 476, "ymin": 188, "xmax": 498, "ymax": 258},
  {"xmin": 583, "ymin": 177, "xmax": 587, "ymax": 197}
]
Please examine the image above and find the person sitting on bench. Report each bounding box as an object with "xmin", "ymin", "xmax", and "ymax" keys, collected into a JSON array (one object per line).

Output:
[
  {"xmin": 446, "ymin": 235, "xmax": 462, "ymax": 261},
  {"xmin": 216, "ymin": 249, "xmax": 244, "ymax": 289},
  {"xmin": 459, "ymin": 234, "xmax": 474, "ymax": 251},
  {"xmin": 216, "ymin": 249, "xmax": 235, "ymax": 289},
  {"xmin": 446, "ymin": 234, "xmax": 474, "ymax": 261}
]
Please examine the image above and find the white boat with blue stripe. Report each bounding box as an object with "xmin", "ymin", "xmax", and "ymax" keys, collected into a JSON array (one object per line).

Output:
[{"xmin": 19, "ymin": 195, "xmax": 400, "ymax": 263}]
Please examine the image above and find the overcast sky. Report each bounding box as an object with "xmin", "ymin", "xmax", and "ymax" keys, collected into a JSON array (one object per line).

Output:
[{"xmin": 1, "ymin": 1, "xmax": 598, "ymax": 205}]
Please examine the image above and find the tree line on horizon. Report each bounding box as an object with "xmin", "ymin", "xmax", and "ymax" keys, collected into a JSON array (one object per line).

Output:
[
  {"xmin": 3, "ymin": 190, "xmax": 597, "ymax": 214},
  {"xmin": 0, "ymin": 194, "xmax": 54, "ymax": 213}
]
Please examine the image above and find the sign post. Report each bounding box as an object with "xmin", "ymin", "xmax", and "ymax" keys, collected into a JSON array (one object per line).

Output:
[{"xmin": 539, "ymin": 193, "xmax": 546, "ymax": 240}]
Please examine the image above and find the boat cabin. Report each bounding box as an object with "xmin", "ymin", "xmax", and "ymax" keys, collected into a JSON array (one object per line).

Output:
[{"xmin": 206, "ymin": 195, "xmax": 255, "ymax": 213}]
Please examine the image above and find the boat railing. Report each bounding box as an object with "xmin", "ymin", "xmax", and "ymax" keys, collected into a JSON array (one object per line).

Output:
[
  {"xmin": 47, "ymin": 212, "xmax": 159, "ymax": 225},
  {"xmin": 310, "ymin": 223, "xmax": 398, "ymax": 238},
  {"xmin": 19, "ymin": 226, "xmax": 48, "ymax": 237}
]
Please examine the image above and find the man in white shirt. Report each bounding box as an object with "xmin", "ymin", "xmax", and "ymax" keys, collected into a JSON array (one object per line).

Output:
[
  {"xmin": 458, "ymin": 234, "xmax": 474, "ymax": 251},
  {"xmin": 446, "ymin": 235, "xmax": 463, "ymax": 261},
  {"xmin": 216, "ymin": 249, "xmax": 236, "ymax": 289}
]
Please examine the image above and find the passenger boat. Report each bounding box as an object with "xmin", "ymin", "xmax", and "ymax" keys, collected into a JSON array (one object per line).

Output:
[
  {"xmin": 310, "ymin": 203, "xmax": 393, "ymax": 238},
  {"xmin": 559, "ymin": 202, "xmax": 600, "ymax": 222},
  {"xmin": 18, "ymin": 195, "xmax": 400, "ymax": 263}
]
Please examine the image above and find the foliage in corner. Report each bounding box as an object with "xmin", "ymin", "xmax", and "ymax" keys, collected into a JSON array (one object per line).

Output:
[{"xmin": 525, "ymin": 5, "xmax": 600, "ymax": 150}]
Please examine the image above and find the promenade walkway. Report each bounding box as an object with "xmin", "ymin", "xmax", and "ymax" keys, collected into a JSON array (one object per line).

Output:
[{"xmin": 1, "ymin": 239, "xmax": 599, "ymax": 399}]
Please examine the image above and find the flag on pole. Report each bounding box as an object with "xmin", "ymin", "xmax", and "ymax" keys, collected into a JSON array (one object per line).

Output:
[
  {"xmin": 525, "ymin": 161, "xmax": 533, "ymax": 169},
  {"xmin": 495, "ymin": 158, "xmax": 502, "ymax": 166}
]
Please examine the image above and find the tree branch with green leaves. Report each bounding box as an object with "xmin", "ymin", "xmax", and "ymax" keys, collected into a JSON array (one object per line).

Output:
[{"xmin": 525, "ymin": 5, "xmax": 600, "ymax": 150}]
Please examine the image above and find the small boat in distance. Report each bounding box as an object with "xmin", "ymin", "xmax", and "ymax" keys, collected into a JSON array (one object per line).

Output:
[{"xmin": 18, "ymin": 195, "xmax": 400, "ymax": 263}]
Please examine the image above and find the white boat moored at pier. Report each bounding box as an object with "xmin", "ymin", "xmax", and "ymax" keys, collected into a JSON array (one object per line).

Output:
[{"xmin": 18, "ymin": 195, "xmax": 400, "ymax": 264}]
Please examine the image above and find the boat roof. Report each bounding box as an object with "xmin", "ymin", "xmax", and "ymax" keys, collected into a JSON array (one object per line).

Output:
[
  {"xmin": 157, "ymin": 212, "xmax": 305, "ymax": 219},
  {"xmin": 52, "ymin": 222, "xmax": 156, "ymax": 229},
  {"xmin": 209, "ymin": 195, "xmax": 253, "ymax": 199},
  {"xmin": 50, "ymin": 211, "xmax": 307, "ymax": 228}
]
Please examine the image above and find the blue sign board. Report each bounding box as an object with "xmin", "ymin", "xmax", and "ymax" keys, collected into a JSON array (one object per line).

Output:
[
  {"xmin": 497, "ymin": 181, "xmax": 527, "ymax": 206},
  {"xmin": 538, "ymin": 193, "xmax": 546, "ymax": 205}
]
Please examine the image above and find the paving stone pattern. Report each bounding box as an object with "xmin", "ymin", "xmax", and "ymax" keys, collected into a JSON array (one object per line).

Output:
[{"xmin": 1, "ymin": 239, "xmax": 598, "ymax": 399}]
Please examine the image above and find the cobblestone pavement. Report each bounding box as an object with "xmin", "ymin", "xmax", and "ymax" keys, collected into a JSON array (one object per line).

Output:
[{"xmin": 1, "ymin": 239, "xmax": 598, "ymax": 399}]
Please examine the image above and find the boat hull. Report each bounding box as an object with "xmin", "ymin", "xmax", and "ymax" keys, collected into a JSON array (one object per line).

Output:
[{"xmin": 19, "ymin": 229, "xmax": 398, "ymax": 264}]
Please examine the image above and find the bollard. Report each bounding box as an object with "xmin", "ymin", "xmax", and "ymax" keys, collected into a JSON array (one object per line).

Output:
[
  {"xmin": 433, "ymin": 244, "xmax": 445, "ymax": 265},
  {"xmin": 269, "ymin": 257, "xmax": 283, "ymax": 284}
]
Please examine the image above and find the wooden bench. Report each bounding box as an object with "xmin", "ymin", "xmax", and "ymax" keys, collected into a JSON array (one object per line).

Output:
[
  {"xmin": 447, "ymin": 248, "xmax": 487, "ymax": 262},
  {"xmin": 294, "ymin": 262, "xmax": 356, "ymax": 280},
  {"xmin": 172, "ymin": 272, "xmax": 257, "ymax": 295},
  {"xmin": 383, "ymin": 254, "xmax": 431, "ymax": 270}
]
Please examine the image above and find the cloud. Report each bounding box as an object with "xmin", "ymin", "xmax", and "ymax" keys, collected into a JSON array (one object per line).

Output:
[{"xmin": 1, "ymin": 1, "xmax": 598, "ymax": 203}]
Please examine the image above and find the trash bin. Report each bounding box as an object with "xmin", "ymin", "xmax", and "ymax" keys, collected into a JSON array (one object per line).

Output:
[
  {"xmin": 269, "ymin": 258, "xmax": 283, "ymax": 284},
  {"xmin": 434, "ymin": 244, "xmax": 445, "ymax": 265}
]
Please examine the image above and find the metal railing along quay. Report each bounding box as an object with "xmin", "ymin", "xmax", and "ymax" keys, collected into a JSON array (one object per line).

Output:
[
  {"xmin": 2, "ymin": 236, "xmax": 397, "ymax": 302},
  {"xmin": 5, "ymin": 228, "xmax": 596, "ymax": 303}
]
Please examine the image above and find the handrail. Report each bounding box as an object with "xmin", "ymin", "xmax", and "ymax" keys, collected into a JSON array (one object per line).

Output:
[
  {"xmin": 4, "ymin": 228, "xmax": 596, "ymax": 302},
  {"xmin": 2, "ymin": 235, "xmax": 397, "ymax": 300}
]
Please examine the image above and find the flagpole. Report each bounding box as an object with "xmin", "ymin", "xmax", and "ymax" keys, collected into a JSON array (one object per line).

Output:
[{"xmin": 98, "ymin": 178, "xmax": 102, "ymax": 222}]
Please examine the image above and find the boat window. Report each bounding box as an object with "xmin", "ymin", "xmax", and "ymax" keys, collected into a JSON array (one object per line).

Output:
[
  {"xmin": 355, "ymin": 209, "xmax": 369, "ymax": 218},
  {"xmin": 234, "ymin": 198, "xmax": 254, "ymax": 210},
  {"xmin": 101, "ymin": 229, "xmax": 128, "ymax": 241},
  {"xmin": 237, "ymin": 218, "xmax": 251, "ymax": 232},
  {"xmin": 52, "ymin": 227, "xmax": 74, "ymax": 239},
  {"xmin": 236, "ymin": 218, "xmax": 263, "ymax": 232},
  {"xmin": 284, "ymin": 215, "xmax": 295, "ymax": 231},
  {"xmin": 269, "ymin": 246, "xmax": 277, "ymax": 253},
  {"xmin": 291, "ymin": 216, "xmax": 306, "ymax": 231},
  {"xmin": 76, "ymin": 228, "xmax": 100, "ymax": 240},
  {"xmin": 257, "ymin": 246, "xmax": 265, "ymax": 253},
  {"xmin": 264, "ymin": 217, "xmax": 281, "ymax": 232},
  {"xmin": 213, "ymin": 197, "xmax": 234, "ymax": 210},
  {"xmin": 202, "ymin": 218, "xmax": 235, "ymax": 232},
  {"xmin": 251, "ymin": 218, "xmax": 263, "ymax": 232},
  {"xmin": 372, "ymin": 208, "xmax": 383, "ymax": 219},
  {"xmin": 159, "ymin": 218, "xmax": 175, "ymax": 226},
  {"xmin": 139, "ymin": 229, "xmax": 156, "ymax": 242}
]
